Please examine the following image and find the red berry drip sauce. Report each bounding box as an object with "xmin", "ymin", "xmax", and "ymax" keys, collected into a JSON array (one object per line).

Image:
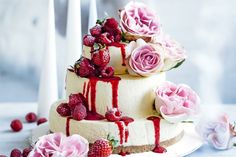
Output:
[
  {"xmin": 147, "ymin": 116, "xmax": 167, "ymax": 153},
  {"xmin": 115, "ymin": 121, "xmax": 124, "ymax": 144},
  {"xmin": 82, "ymin": 76, "xmax": 121, "ymax": 120},
  {"xmin": 115, "ymin": 116, "xmax": 134, "ymax": 145},
  {"xmin": 108, "ymin": 42, "xmax": 126, "ymax": 66},
  {"xmin": 66, "ymin": 117, "xmax": 73, "ymax": 136}
]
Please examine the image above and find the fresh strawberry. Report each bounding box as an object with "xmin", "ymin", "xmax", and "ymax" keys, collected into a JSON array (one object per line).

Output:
[
  {"xmin": 72, "ymin": 105, "xmax": 87, "ymax": 121},
  {"xmin": 10, "ymin": 119, "xmax": 23, "ymax": 132},
  {"xmin": 92, "ymin": 49, "xmax": 110, "ymax": 67},
  {"xmin": 90, "ymin": 24, "xmax": 102, "ymax": 37},
  {"xmin": 56, "ymin": 103, "xmax": 71, "ymax": 117},
  {"xmin": 98, "ymin": 32, "xmax": 114, "ymax": 45},
  {"xmin": 105, "ymin": 108, "xmax": 122, "ymax": 122},
  {"xmin": 25, "ymin": 112, "xmax": 37, "ymax": 123},
  {"xmin": 88, "ymin": 139, "xmax": 112, "ymax": 157},
  {"xmin": 83, "ymin": 34, "xmax": 95, "ymax": 46},
  {"xmin": 101, "ymin": 66, "xmax": 114, "ymax": 78}
]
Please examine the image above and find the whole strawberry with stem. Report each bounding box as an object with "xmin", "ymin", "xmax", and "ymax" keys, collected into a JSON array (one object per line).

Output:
[
  {"xmin": 88, "ymin": 135, "xmax": 118, "ymax": 157},
  {"xmin": 92, "ymin": 48, "xmax": 110, "ymax": 67}
]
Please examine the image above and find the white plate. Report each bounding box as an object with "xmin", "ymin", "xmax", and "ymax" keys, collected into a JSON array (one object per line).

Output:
[{"xmin": 29, "ymin": 123, "xmax": 203, "ymax": 157}]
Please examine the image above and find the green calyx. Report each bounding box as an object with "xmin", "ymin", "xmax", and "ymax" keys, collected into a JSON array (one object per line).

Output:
[{"xmin": 107, "ymin": 134, "xmax": 119, "ymax": 150}]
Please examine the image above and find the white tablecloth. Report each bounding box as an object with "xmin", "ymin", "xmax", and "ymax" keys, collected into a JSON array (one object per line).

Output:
[{"xmin": 0, "ymin": 103, "xmax": 236, "ymax": 156}]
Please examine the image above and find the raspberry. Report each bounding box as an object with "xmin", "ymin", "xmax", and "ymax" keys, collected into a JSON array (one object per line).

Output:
[
  {"xmin": 105, "ymin": 108, "xmax": 122, "ymax": 122},
  {"xmin": 10, "ymin": 149, "xmax": 21, "ymax": 157},
  {"xmin": 56, "ymin": 103, "xmax": 71, "ymax": 117},
  {"xmin": 114, "ymin": 29, "xmax": 122, "ymax": 42},
  {"xmin": 25, "ymin": 112, "xmax": 37, "ymax": 123},
  {"xmin": 37, "ymin": 118, "xmax": 47, "ymax": 125},
  {"xmin": 22, "ymin": 148, "xmax": 32, "ymax": 157},
  {"xmin": 92, "ymin": 49, "xmax": 110, "ymax": 67},
  {"xmin": 88, "ymin": 139, "xmax": 112, "ymax": 157},
  {"xmin": 10, "ymin": 119, "xmax": 23, "ymax": 132},
  {"xmin": 68, "ymin": 93, "xmax": 86, "ymax": 110},
  {"xmin": 72, "ymin": 105, "xmax": 87, "ymax": 121},
  {"xmin": 90, "ymin": 24, "xmax": 102, "ymax": 37},
  {"xmin": 74, "ymin": 57, "xmax": 95, "ymax": 77},
  {"xmin": 104, "ymin": 18, "xmax": 118, "ymax": 30},
  {"xmin": 78, "ymin": 65, "xmax": 95, "ymax": 77},
  {"xmin": 83, "ymin": 34, "xmax": 95, "ymax": 46},
  {"xmin": 98, "ymin": 32, "xmax": 114, "ymax": 45},
  {"xmin": 101, "ymin": 66, "xmax": 114, "ymax": 78}
]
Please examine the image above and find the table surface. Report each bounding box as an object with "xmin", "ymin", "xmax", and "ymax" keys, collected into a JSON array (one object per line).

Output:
[{"xmin": 0, "ymin": 103, "xmax": 236, "ymax": 156}]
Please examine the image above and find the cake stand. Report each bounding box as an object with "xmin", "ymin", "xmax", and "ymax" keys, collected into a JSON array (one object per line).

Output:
[{"xmin": 30, "ymin": 123, "xmax": 203, "ymax": 157}]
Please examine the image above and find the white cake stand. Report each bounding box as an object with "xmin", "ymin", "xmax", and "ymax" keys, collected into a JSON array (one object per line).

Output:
[{"xmin": 30, "ymin": 123, "xmax": 203, "ymax": 157}]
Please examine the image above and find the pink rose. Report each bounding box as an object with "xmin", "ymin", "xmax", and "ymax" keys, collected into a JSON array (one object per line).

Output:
[
  {"xmin": 155, "ymin": 81, "xmax": 200, "ymax": 123},
  {"xmin": 196, "ymin": 113, "xmax": 236, "ymax": 150},
  {"xmin": 126, "ymin": 39, "xmax": 164, "ymax": 76},
  {"xmin": 154, "ymin": 34, "xmax": 186, "ymax": 71},
  {"xmin": 120, "ymin": 2, "xmax": 161, "ymax": 42},
  {"xmin": 29, "ymin": 133, "xmax": 89, "ymax": 157}
]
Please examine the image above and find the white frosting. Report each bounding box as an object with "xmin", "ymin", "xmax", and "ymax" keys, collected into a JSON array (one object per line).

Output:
[
  {"xmin": 66, "ymin": 70, "xmax": 166, "ymax": 118},
  {"xmin": 49, "ymin": 100, "xmax": 183, "ymax": 147},
  {"xmin": 83, "ymin": 44, "xmax": 128, "ymax": 74}
]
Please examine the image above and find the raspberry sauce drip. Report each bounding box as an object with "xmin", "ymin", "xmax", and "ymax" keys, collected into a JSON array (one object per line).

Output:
[
  {"xmin": 89, "ymin": 79, "xmax": 98, "ymax": 112},
  {"xmin": 108, "ymin": 42, "xmax": 126, "ymax": 66},
  {"xmin": 66, "ymin": 117, "xmax": 73, "ymax": 136},
  {"xmin": 120, "ymin": 116, "xmax": 134, "ymax": 142},
  {"xmin": 147, "ymin": 116, "xmax": 167, "ymax": 153},
  {"xmin": 115, "ymin": 117, "xmax": 134, "ymax": 145},
  {"xmin": 115, "ymin": 121, "xmax": 124, "ymax": 144},
  {"xmin": 82, "ymin": 77, "xmax": 121, "ymax": 120}
]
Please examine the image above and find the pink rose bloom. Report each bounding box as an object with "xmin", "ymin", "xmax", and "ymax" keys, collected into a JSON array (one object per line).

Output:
[
  {"xmin": 155, "ymin": 81, "xmax": 200, "ymax": 123},
  {"xmin": 29, "ymin": 133, "xmax": 89, "ymax": 157},
  {"xmin": 126, "ymin": 39, "xmax": 164, "ymax": 76},
  {"xmin": 196, "ymin": 113, "xmax": 236, "ymax": 150},
  {"xmin": 120, "ymin": 1, "xmax": 161, "ymax": 41},
  {"xmin": 154, "ymin": 34, "xmax": 186, "ymax": 71}
]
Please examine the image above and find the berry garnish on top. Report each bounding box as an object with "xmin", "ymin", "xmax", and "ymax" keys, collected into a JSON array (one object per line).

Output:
[
  {"xmin": 90, "ymin": 24, "xmax": 102, "ymax": 37},
  {"xmin": 72, "ymin": 104, "xmax": 87, "ymax": 121},
  {"xmin": 74, "ymin": 57, "xmax": 95, "ymax": 78},
  {"xmin": 101, "ymin": 66, "xmax": 114, "ymax": 78},
  {"xmin": 92, "ymin": 48, "xmax": 110, "ymax": 67},
  {"xmin": 105, "ymin": 108, "xmax": 122, "ymax": 122},
  {"xmin": 83, "ymin": 34, "xmax": 96, "ymax": 47},
  {"xmin": 56, "ymin": 103, "xmax": 71, "ymax": 117}
]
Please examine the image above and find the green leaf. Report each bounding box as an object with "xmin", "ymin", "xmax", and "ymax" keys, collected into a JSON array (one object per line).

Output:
[
  {"xmin": 172, "ymin": 59, "xmax": 185, "ymax": 69},
  {"xmin": 96, "ymin": 19, "xmax": 105, "ymax": 25},
  {"xmin": 234, "ymin": 143, "xmax": 236, "ymax": 147},
  {"xmin": 121, "ymin": 32, "xmax": 128, "ymax": 42}
]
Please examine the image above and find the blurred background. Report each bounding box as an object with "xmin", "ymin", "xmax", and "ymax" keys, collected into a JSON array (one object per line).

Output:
[{"xmin": 0, "ymin": 0, "xmax": 236, "ymax": 104}]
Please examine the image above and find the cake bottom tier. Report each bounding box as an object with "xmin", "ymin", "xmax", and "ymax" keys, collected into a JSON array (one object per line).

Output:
[{"xmin": 49, "ymin": 100, "xmax": 184, "ymax": 154}]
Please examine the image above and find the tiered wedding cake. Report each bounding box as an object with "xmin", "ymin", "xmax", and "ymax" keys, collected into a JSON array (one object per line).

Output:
[{"xmin": 49, "ymin": 2, "xmax": 199, "ymax": 156}]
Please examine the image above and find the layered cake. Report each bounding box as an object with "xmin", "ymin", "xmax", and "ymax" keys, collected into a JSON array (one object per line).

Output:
[{"xmin": 49, "ymin": 1, "xmax": 200, "ymax": 156}]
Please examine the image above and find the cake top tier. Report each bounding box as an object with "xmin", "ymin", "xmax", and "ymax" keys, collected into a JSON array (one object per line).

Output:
[{"xmin": 73, "ymin": 1, "xmax": 186, "ymax": 78}]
